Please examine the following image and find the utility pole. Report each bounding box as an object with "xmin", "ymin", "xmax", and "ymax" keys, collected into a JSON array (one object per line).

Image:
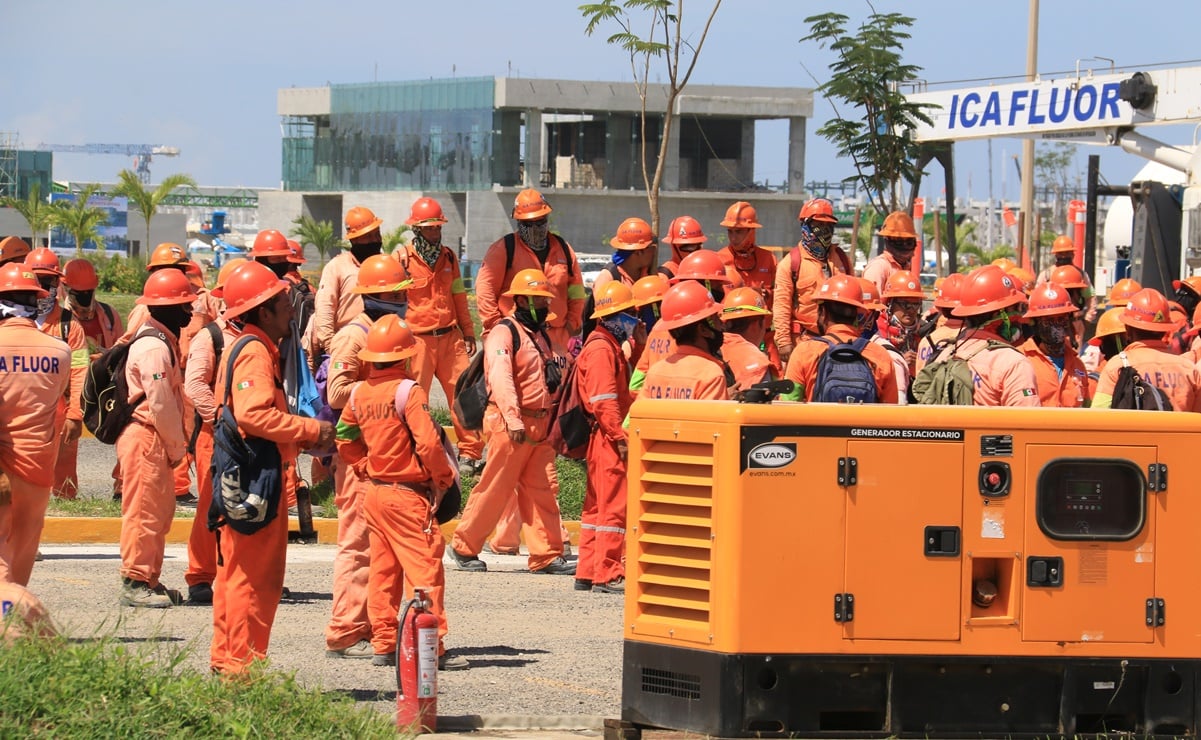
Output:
[{"xmin": 1019, "ymin": 0, "xmax": 1040, "ymax": 258}]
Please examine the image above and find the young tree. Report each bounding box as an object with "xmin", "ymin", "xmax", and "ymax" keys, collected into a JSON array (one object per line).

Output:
[
  {"xmin": 1034, "ymin": 141, "xmax": 1079, "ymax": 231},
  {"xmin": 382, "ymin": 225, "xmax": 412, "ymax": 255},
  {"xmin": 50, "ymin": 183, "xmax": 109, "ymax": 256},
  {"xmin": 802, "ymin": 11, "xmax": 934, "ymax": 216},
  {"xmin": 0, "ymin": 182, "xmax": 59, "ymax": 247},
  {"xmin": 110, "ymin": 169, "xmax": 197, "ymax": 259},
  {"xmin": 580, "ymin": 0, "xmax": 722, "ymax": 262},
  {"xmin": 289, "ymin": 215, "xmax": 342, "ymax": 266}
]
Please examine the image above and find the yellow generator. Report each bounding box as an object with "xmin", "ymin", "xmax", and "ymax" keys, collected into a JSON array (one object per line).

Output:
[{"xmin": 621, "ymin": 399, "xmax": 1201, "ymax": 738}]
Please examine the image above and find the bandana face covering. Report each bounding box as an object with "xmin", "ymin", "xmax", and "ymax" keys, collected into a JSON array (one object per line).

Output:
[
  {"xmin": 1035, "ymin": 319, "xmax": 1071, "ymax": 355},
  {"xmin": 412, "ymin": 232, "xmax": 442, "ymax": 268},
  {"xmin": 36, "ymin": 294, "xmax": 56, "ymax": 318},
  {"xmin": 0, "ymin": 299, "xmax": 38, "ymax": 320},
  {"xmin": 362, "ymin": 296, "xmax": 408, "ymax": 321},
  {"xmin": 350, "ymin": 241, "xmax": 383, "ymax": 264},
  {"xmin": 600, "ymin": 312, "xmax": 640, "ymax": 343},
  {"xmin": 517, "ymin": 220, "xmax": 549, "ymax": 251},
  {"xmin": 801, "ymin": 221, "xmax": 835, "ymax": 259}
]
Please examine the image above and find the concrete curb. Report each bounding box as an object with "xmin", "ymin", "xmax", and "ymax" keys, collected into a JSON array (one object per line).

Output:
[{"xmin": 434, "ymin": 714, "xmax": 606, "ymax": 731}]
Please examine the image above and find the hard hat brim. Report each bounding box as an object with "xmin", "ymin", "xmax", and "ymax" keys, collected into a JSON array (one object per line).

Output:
[
  {"xmin": 609, "ymin": 237, "xmax": 654, "ymax": 251},
  {"xmin": 345, "ymin": 217, "xmax": 384, "ymax": 241},
  {"xmin": 221, "ymin": 280, "xmax": 290, "ymax": 320},
  {"xmin": 353, "ymin": 278, "xmax": 414, "ymax": 295},
  {"xmin": 591, "ymin": 298, "xmax": 639, "ymax": 319},
  {"xmin": 655, "ymin": 302, "xmax": 721, "ymax": 332},
  {"xmin": 502, "ymin": 288, "xmax": 555, "ymax": 299},
  {"xmin": 359, "ymin": 346, "xmax": 418, "ymax": 362}
]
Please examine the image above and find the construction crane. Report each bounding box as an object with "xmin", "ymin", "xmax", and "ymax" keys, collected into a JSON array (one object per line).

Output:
[{"xmin": 32, "ymin": 143, "xmax": 181, "ymax": 184}]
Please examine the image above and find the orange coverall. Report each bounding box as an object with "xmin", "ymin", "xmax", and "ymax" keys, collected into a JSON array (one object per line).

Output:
[
  {"xmin": 628, "ymin": 323, "xmax": 675, "ymax": 398},
  {"xmin": 772, "ymin": 246, "xmax": 852, "ymax": 358},
  {"xmin": 450, "ymin": 319, "xmax": 567, "ymax": 571},
  {"xmin": 305, "ymin": 250, "xmax": 364, "ymax": 360},
  {"xmin": 642, "ymin": 345, "xmax": 731, "ymax": 401},
  {"xmin": 722, "ymin": 332, "xmax": 774, "ymax": 391},
  {"xmin": 861, "ymin": 252, "xmax": 905, "ymax": 294},
  {"xmin": 183, "ymin": 319, "xmax": 238, "ymax": 590},
  {"xmin": 118, "ymin": 319, "xmax": 188, "ymax": 588},
  {"xmin": 336, "ymin": 367, "xmax": 457, "ymax": 657},
  {"xmin": 784, "ymin": 323, "xmax": 899, "ymax": 404},
  {"xmin": 575, "ymin": 328, "xmax": 632, "ymax": 587},
  {"xmin": 929, "ymin": 328, "xmax": 1041, "ymax": 407},
  {"xmin": 1093, "ymin": 340, "xmax": 1201, "ymax": 412},
  {"xmin": 1019, "ymin": 338, "xmax": 1093, "ymax": 407},
  {"xmin": 210, "ymin": 324, "xmax": 320, "ymax": 675},
  {"xmin": 74, "ymin": 300, "xmax": 124, "ymax": 356},
  {"xmin": 717, "ymin": 246, "xmax": 777, "ymax": 296},
  {"xmin": 394, "ymin": 243, "xmax": 482, "ymax": 459},
  {"xmin": 35, "ymin": 304, "xmax": 87, "ymax": 499},
  {"xmin": 0, "ymin": 317, "xmax": 70, "ymax": 586},
  {"xmin": 473, "ymin": 233, "xmax": 585, "ymax": 353},
  {"xmin": 325, "ymin": 315, "xmax": 373, "ymax": 652}
]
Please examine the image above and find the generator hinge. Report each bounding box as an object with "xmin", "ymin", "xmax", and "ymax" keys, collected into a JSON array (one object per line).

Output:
[
  {"xmin": 834, "ymin": 593, "xmax": 855, "ymax": 622},
  {"xmin": 836, "ymin": 457, "xmax": 858, "ymax": 487},
  {"xmin": 1146, "ymin": 597, "xmax": 1166, "ymax": 628},
  {"xmin": 1147, "ymin": 463, "xmax": 1168, "ymax": 492}
]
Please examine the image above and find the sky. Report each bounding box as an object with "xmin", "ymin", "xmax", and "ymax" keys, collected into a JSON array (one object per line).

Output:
[{"xmin": 5, "ymin": 0, "xmax": 1200, "ymax": 207}]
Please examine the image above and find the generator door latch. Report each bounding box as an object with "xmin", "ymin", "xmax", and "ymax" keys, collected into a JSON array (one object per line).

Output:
[
  {"xmin": 837, "ymin": 457, "xmax": 858, "ymax": 487},
  {"xmin": 834, "ymin": 593, "xmax": 854, "ymax": 622},
  {"xmin": 924, "ymin": 526, "xmax": 961, "ymax": 557},
  {"xmin": 1146, "ymin": 598, "xmax": 1166, "ymax": 628},
  {"xmin": 1147, "ymin": 464, "xmax": 1168, "ymax": 492},
  {"xmin": 1027, "ymin": 556, "xmax": 1063, "ymax": 587}
]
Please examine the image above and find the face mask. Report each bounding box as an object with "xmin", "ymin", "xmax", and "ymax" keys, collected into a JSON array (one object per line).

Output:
[
  {"xmin": 601, "ymin": 312, "xmax": 640, "ymax": 343},
  {"xmin": 525, "ymin": 306, "xmax": 550, "ymax": 326},
  {"xmin": 362, "ymin": 295, "xmax": 408, "ymax": 321},
  {"xmin": 800, "ymin": 221, "xmax": 834, "ymax": 259},
  {"xmin": 36, "ymin": 294, "xmax": 56, "ymax": 318},
  {"xmin": 0, "ymin": 298, "xmax": 38, "ymax": 320},
  {"xmin": 350, "ymin": 241, "xmax": 383, "ymax": 264},
  {"xmin": 71, "ymin": 290, "xmax": 95, "ymax": 307},
  {"xmin": 517, "ymin": 220, "xmax": 549, "ymax": 250},
  {"xmin": 1035, "ymin": 321, "xmax": 1070, "ymax": 354},
  {"xmin": 262, "ymin": 259, "xmax": 290, "ymax": 279},
  {"xmin": 1175, "ymin": 288, "xmax": 1200, "ymax": 316},
  {"xmin": 149, "ymin": 304, "xmax": 192, "ymax": 337}
]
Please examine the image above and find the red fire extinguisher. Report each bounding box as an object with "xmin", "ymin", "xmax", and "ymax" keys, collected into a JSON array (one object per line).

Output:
[{"xmin": 396, "ymin": 587, "xmax": 439, "ymax": 732}]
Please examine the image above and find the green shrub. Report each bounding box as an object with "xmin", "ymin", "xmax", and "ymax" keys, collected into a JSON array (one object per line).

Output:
[{"xmin": 88, "ymin": 254, "xmax": 148, "ymax": 294}]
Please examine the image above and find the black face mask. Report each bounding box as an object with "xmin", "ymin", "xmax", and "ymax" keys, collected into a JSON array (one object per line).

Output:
[
  {"xmin": 70, "ymin": 289, "xmax": 95, "ymax": 307},
  {"xmin": 1175, "ymin": 288, "xmax": 1200, "ymax": 317},
  {"xmin": 516, "ymin": 304, "xmax": 550, "ymax": 329},
  {"xmin": 362, "ymin": 295, "xmax": 408, "ymax": 322},
  {"xmin": 351, "ymin": 241, "xmax": 383, "ymax": 264},
  {"xmin": 148, "ymin": 304, "xmax": 193, "ymax": 338},
  {"xmin": 260, "ymin": 259, "xmax": 290, "ymax": 279}
]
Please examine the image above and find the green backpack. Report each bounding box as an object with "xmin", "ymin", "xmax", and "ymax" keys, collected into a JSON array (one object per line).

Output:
[{"xmin": 911, "ymin": 340, "xmax": 1013, "ymax": 406}]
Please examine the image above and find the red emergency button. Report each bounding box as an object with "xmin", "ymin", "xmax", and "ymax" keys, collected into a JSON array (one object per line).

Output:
[{"xmin": 987, "ymin": 472, "xmax": 1002, "ymax": 488}]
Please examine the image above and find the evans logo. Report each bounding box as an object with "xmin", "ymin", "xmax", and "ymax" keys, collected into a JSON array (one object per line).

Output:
[{"xmin": 748, "ymin": 442, "xmax": 797, "ymax": 469}]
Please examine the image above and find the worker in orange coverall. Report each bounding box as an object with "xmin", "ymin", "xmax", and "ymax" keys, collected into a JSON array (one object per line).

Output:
[
  {"xmin": 23, "ymin": 249, "xmax": 87, "ymax": 500},
  {"xmin": 574, "ymin": 281, "xmax": 643, "ymax": 595},
  {"xmin": 448, "ymin": 269, "xmax": 575, "ymax": 576},
  {"xmin": 0, "ymin": 264, "xmax": 70, "ymax": 586},
  {"xmin": 117, "ymin": 269, "xmax": 196, "ymax": 608},
  {"xmin": 304, "ymin": 206, "xmax": 383, "ymax": 361},
  {"xmin": 642, "ymin": 281, "xmax": 734, "ymax": 402},
  {"xmin": 181, "ymin": 258, "xmax": 247, "ymax": 605},
  {"xmin": 324, "ymin": 255, "xmax": 412, "ymax": 660},
  {"xmin": 720, "ymin": 286, "xmax": 777, "ymax": 391},
  {"xmin": 210, "ymin": 261, "xmax": 333, "ymax": 675},
  {"xmin": 392, "ymin": 197, "xmax": 483, "ymax": 476},
  {"xmin": 335, "ymin": 314, "xmax": 469, "ymax": 671}
]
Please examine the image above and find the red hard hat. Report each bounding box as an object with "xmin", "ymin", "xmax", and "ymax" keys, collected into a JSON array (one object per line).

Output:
[
  {"xmin": 220, "ymin": 261, "xmax": 289, "ymax": 320},
  {"xmin": 814, "ymin": 274, "xmax": 867, "ymax": 310},
  {"xmin": 63, "ymin": 258, "xmax": 99, "ymax": 290},
  {"xmin": 251, "ymin": 229, "xmax": 292, "ymax": 258},
  {"xmin": 1120, "ymin": 288, "xmax": 1173, "ymax": 331},
  {"xmin": 858, "ymin": 278, "xmax": 885, "ymax": 311},
  {"xmin": 0, "ymin": 263, "xmax": 48, "ymax": 297},
  {"xmin": 1171, "ymin": 275, "xmax": 1201, "ymax": 297},
  {"xmin": 720, "ymin": 286, "xmax": 770, "ymax": 321},
  {"xmin": 285, "ymin": 239, "xmax": 306, "ymax": 265},
  {"xmin": 147, "ymin": 242, "xmax": 188, "ymax": 270},
  {"xmin": 1049, "ymin": 264, "xmax": 1087, "ymax": 289},
  {"xmin": 1051, "ymin": 235, "xmax": 1076, "ymax": 254},
  {"xmin": 137, "ymin": 268, "xmax": 197, "ymax": 306},
  {"xmin": 345, "ymin": 206, "xmax": 383, "ymax": 241},
  {"xmin": 672, "ymin": 249, "xmax": 730, "ymax": 283},
  {"xmin": 798, "ymin": 198, "xmax": 838, "ymax": 223},
  {"xmin": 952, "ymin": 265, "xmax": 1027, "ymax": 317},
  {"xmin": 407, "ymin": 197, "xmax": 448, "ymax": 227},
  {"xmin": 512, "ymin": 189, "xmax": 552, "ymax": 221},
  {"xmin": 657, "ymin": 280, "xmax": 722, "ymax": 331},
  {"xmin": 610, "ymin": 217, "xmax": 655, "ymax": 250},
  {"xmin": 359, "ymin": 314, "xmax": 418, "ymax": 362},
  {"xmin": 933, "ymin": 272, "xmax": 966, "ymax": 309},
  {"xmin": 0, "ymin": 582, "xmax": 56, "ymax": 641},
  {"xmin": 24, "ymin": 247, "xmax": 63, "ymax": 277},
  {"xmin": 720, "ymin": 201, "xmax": 761, "ymax": 229},
  {"xmin": 881, "ymin": 270, "xmax": 924, "ymax": 301},
  {"xmin": 662, "ymin": 215, "xmax": 707, "ymax": 245},
  {"xmin": 353, "ymin": 254, "xmax": 413, "ymax": 295},
  {"xmin": 1023, "ymin": 283, "xmax": 1077, "ymax": 319}
]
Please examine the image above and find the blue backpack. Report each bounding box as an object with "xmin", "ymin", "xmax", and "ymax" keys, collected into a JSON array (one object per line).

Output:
[{"xmin": 810, "ymin": 336, "xmax": 878, "ymax": 404}]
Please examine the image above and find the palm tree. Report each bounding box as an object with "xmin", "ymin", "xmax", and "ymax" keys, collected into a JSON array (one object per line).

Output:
[
  {"xmin": 382, "ymin": 225, "xmax": 411, "ymax": 255},
  {"xmin": 0, "ymin": 182, "xmax": 58, "ymax": 247},
  {"xmin": 957, "ymin": 221, "xmax": 1017, "ymax": 268},
  {"xmin": 110, "ymin": 169, "xmax": 197, "ymax": 259},
  {"xmin": 289, "ymin": 215, "xmax": 343, "ymax": 266},
  {"xmin": 50, "ymin": 183, "xmax": 109, "ymax": 255}
]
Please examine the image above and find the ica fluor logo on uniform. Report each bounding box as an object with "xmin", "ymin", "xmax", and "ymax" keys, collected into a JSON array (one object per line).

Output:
[{"xmin": 748, "ymin": 443, "xmax": 797, "ymax": 469}]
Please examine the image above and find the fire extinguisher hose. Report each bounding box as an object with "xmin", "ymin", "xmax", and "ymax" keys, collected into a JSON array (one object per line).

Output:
[{"xmin": 396, "ymin": 597, "xmax": 415, "ymax": 694}]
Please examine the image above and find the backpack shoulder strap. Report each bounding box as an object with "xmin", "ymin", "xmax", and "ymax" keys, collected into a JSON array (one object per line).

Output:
[
  {"xmin": 205, "ymin": 321, "xmax": 225, "ymax": 364},
  {"xmin": 221, "ymin": 335, "xmax": 263, "ymax": 404},
  {"xmin": 504, "ymin": 233, "xmax": 516, "ymax": 274},
  {"xmin": 100, "ymin": 302, "xmax": 117, "ymax": 328},
  {"xmin": 393, "ymin": 378, "xmax": 417, "ymax": 420},
  {"xmin": 605, "ymin": 263, "xmax": 620, "ymax": 280},
  {"xmin": 130, "ymin": 325, "xmax": 177, "ymax": 368},
  {"xmin": 790, "ymin": 246, "xmax": 803, "ymax": 284},
  {"xmin": 851, "ymin": 335, "xmax": 871, "ymax": 351},
  {"xmin": 60, "ymin": 309, "xmax": 71, "ymax": 342},
  {"xmin": 549, "ymin": 233, "xmax": 575, "ymax": 277}
]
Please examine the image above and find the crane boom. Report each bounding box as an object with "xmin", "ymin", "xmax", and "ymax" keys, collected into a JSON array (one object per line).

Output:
[{"xmin": 31, "ymin": 142, "xmax": 181, "ymax": 183}]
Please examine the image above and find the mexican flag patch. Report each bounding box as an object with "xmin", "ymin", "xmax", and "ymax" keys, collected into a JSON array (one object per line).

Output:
[{"xmin": 236, "ymin": 380, "xmax": 254, "ymax": 391}]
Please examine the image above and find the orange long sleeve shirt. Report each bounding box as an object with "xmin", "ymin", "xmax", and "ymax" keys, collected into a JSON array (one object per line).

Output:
[
  {"xmin": 325, "ymin": 315, "xmax": 372, "ymax": 411},
  {"xmin": 474, "ymin": 233, "xmax": 585, "ymax": 336},
  {"xmin": 783, "ymin": 323, "xmax": 899, "ymax": 403},
  {"xmin": 722, "ymin": 332, "xmax": 774, "ymax": 391},
  {"xmin": 483, "ymin": 318, "xmax": 558, "ymax": 435},
  {"xmin": 717, "ymin": 246, "xmax": 776, "ymax": 298},
  {"xmin": 36, "ymin": 304, "xmax": 87, "ymax": 422},
  {"xmin": 0, "ymin": 318, "xmax": 71, "ymax": 487},
  {"xmin": 861, "ymin": 252, "xmax": 905, "ymax": 294},
  {"xmin": 772, "ymin": 246, "xmax": 853, "ymax": 353},
  {"xmin": 642, "ymin": 345, "xmax": 730, "ymax": 401},
  {"xmin": 184, "ymin": 319, "xmax": 237, "ymax": 425},
  {"xmin": 1019, "ymin": 338, "xmax": 1092, "ymax": 408},
  {"xmin": 335, "ymin": 367, "xmax": 456, "ymax": 491},
  {"xmin": 394, "ymin": 244, "xmax": 473, "ymax": 337},
  {"xmin": 125, "ymin": 319, "xmax": 188, "ymax": 465},
  {"xmin": 307, "ymin": 251, "xmax": 363, "ymax": 358},
  {"xmin": 1093, "ymin": 340, "xmax": 1201, "ymax": 412},
  {"xmin": 576, "ymin": 328, "xmax": 632, "ymax": 444}
]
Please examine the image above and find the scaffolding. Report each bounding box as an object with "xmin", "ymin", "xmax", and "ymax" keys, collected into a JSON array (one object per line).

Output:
[{"xmin": 0, "ymin": 132, "xmax": 17, "ymax": 199}]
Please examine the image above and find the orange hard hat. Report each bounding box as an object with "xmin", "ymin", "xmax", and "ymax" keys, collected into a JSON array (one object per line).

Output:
[
  {"xmin": 512, "ymin": 189, "xmax": 552, "ymax": 221},
  {"xmin": 879, "ymin": 211, "xmax": 918, "ymax": 239},
  {"xmin": 0, "ymin": 582, "xmax": 56, "ymax": 642},
  {"xmin": 1023, "ymin": 283, "xmax": 1077, "ymax": 319},
  {"xmin": 251, "ymin": 229, "xmax": 291, "ymax": 258},
  {"xmin": 1049, "ymin": 264, "xmax": 1087, "ymax": 289},
  {"xmin": 662, "ymin": 215, "xmax": 707, "ymax": 245},
  {"xmin": 1171, "ymin": 275, "xmax": 1201, "ymax": 298},
  {"xmin": 503, "ymin": 267, "xmax": 555, "ymax": 299},
  {"xmin": 720, "ymin": 286, "xmax": 770, "ymax": 321},
  {"xmin": 1094, "ymin": 307, "xmax": 1127, "ymax": 338},
  {"xmin": 814, "ymin": 274, "xmax": 867, "ymax": 311},
  {"xmin": 358, "ymin": 314, "xmax": 418, "ymax": 362},
  {"xmin": 406, "ymin": 197, "xmax": 448, "ymax": 227},
  {"xmin": 285, "ymin": 239, "xmax": 306, "ymax": 265},
  {"xmin": 63, "ymin": 258, "xmax": 99, "ymax": 290},
  {"xmin": 798, "ymin": 198, "xmax": 838, "ymax": 223},
  {"xmin": 952, "ymin": 265, "xmax": 1027, "ymax": 317},
  {"xmin": 345, "ymin": 206, "xmax": 383, "ymax": 241},
  {"xmin": 24, "ymin": 247, "xmax": 63, "ymax": 277},
  {"xmin": 991, "ymin": 257, "xmax": 1017, "ymax": 272},
  {"xmin": 210, "ymin": 257, "xmax": 249, "ymax": 299},
  {"xmin": 137, "ymin": 267, "xmax": 197, "ymax": 307},
  {"xmin": 590, "ymin": 280, "xmax": 638, "ymax": 319},
  {"xmin": 147, "ymin": 242, "xmax": 188, "ymax": 270},
  {"xmin": 1051, "ymin": 235, "xmax": 1076, "ymax": 254},
  {"xmin": 933, "ymin": 272, "xmax": 966, "ymax": 309},
  {"xmin": 0, "ymin": 263, "xmax": 48, "ymax": 297},
  {"xmin": 610, "ymin": 217, "xmax": 655, "ymax": 250},
  {"xmin": 220, "ymin": 261, "xmax": 290, "ymax": 320},
  {"xmin": 858, "ymin": 278, "xmax": 885, "ymax": 311},
  {"xmin": 657, "ymin": 280, "xmax": 722, "ymax": 331},
  {"xmin": 631, "ymin": 273, "xmax": 669, "ymax": 306},
  {"xmin": 1006, "ymin": 266, "xmax": 1036, "ymax": 291},
  {"xmin": 0, "ymin": 236, "xmax": 32, "ymax": 263},
  {"xmin": 353, "ymin": 254, "xmax": 413, "ymax": 295},
  {"xmin": 882, "ymin": 270, "xmax": 925, "ymax": 301},
  {"xmin": 672, "ymin": 249, "xmax": 730, "ymax": 283},
  {"xmin": 1120, "ymin": 288, "xmax": 1173, "ymax": 331},
  {"xmin": 720, "ymin": 201, "xmax": 761, "ymax": 229},
  {"xmin": 1105, "ymin": 277, "xmax": 1142, "ymax": 307}
]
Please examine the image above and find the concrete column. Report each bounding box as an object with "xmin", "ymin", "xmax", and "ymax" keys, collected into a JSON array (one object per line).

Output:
[
  {"xmin": 788, "ymin": 117, "xmax": 807, "ymax": 195},
  {"xmin": 661, "ymin": 117, "xmax": 680, "ymax": 192},
  {"xmin": 524, "ymin": 108, "xmax": 543, "ymax": 188},
  {"xmin": 739, "ymin": 119, "xmax": 755, "ymax": 187},
  {"xmin": 606, "ymin": 113, "xmax": 633, "ymax": 190}
]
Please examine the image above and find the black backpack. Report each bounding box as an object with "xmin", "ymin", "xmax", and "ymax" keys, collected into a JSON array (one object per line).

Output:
[
  {"xmin": 810, "ymin": 336, "xmax": 878, "ymax": 404},
  {"xmin": 208, "ymin": 335, "xmax": 283, "ymax": 540},
  {"xmin": 452, "ymin": 319, "xmax": 520, "ymax": 431},
  {"xmin": 1111, "ymin": 355, "xmax": 1173, "ymax": 411},
  {"xmin": 81, "ymin": 329, "xmax": 174, "ymax": 444}
]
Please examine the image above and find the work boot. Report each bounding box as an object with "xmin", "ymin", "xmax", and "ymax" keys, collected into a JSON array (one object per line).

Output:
[
  {"xmin": 188, "ymin": 583, "xmax": 214, "ymax": 605},
  {"xmin": 121, "ymin": 579, "xmax": 173, "ymax": 609},
  {"xmin": 175, "ymin": 493, "xmax": 199, "ymax": 508},
  {"xmin": 326, "ymin": 639, "xmax": 374, "ymax": 659},
  {"xmin": 438, "ymin": 653, "xmax": 470, "ymax": 671},
  {"xmin": 152, "ymin": 583, "xmax": 185, "ymax": 605},
  {"xmin": 372, "ymin": 651, "xmax": 397, "ymax": 667},
  {"xmin": 457, "ymin": 456, "xmax": 484, "ymax": 479},
  {"xmin": 574, "ymin": 579, "xmax": 593, "ymax": 592},
  {"xmin": 531, "ymin": 557, "xmax": 576, "ymax": 576},
  {"xmin": 594, "ymin": 576, "xmax": 625, "ymax": 594},
  {"xmin": 447, "ymin": 548, "xmax": 487, "ymax": 572}
]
